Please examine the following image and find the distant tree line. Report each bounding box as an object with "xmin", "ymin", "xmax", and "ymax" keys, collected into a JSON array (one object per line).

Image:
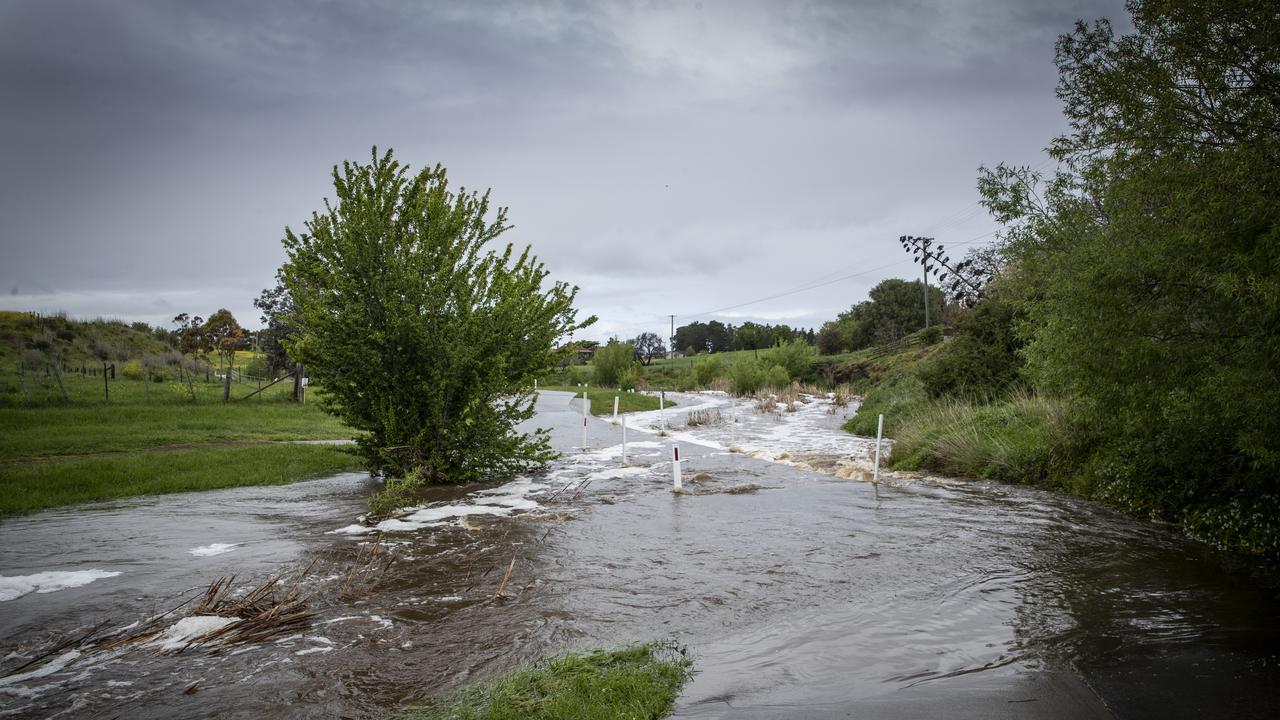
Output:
[{"xmin": 671, "ymin": 321, "xmax": 816, "ymax": 356}]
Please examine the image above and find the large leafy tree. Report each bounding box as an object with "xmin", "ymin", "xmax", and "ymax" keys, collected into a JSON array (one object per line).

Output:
[
  {"xmin": 983, "ymin": 0, "xmax": 1280, "ymax": 553},
  {"xmin": 282, "ymin": 149, "xmax": 594, "ymax": 486}
]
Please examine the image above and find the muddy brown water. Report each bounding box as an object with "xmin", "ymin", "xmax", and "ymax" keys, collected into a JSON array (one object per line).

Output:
[{"xmin": 1, "ymin": 391, "xmax": 1277, "ymax": 718}]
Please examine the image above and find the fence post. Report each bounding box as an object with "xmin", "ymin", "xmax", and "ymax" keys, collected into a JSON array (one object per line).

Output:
[{"xmin": 102, "ymin": 361, "xmax": 109, "ymax": 401}]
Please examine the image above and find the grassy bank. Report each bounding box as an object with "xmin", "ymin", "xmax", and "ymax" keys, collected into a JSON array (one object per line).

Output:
[
  {"xmin": 539, "ymin": 387, "xmax": 674, "ymax": 416},
  {"xmin": 841, "ymin": 339, "xmax": 1080, "ymax": 490},
  {"xmin": 0, "ymin": 443, "xmax": 363, "ymax": 516},
  {"xmin": 0, "ymin": 399, "xmax": 350, "ymax": 459},
  {"xmin": 403, "ymin": 642, "xmax": 692, "ymax": 720},
  {"xmin": 0, "ymin": 374, "xmax": 361, "ymax": 515}
]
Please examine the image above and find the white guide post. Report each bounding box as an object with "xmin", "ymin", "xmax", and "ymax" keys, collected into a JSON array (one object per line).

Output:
[
  {"xmin": 659, "ymin": 391, "xmax": 666, "ymax": 431},
  {"xmin": 613, "ymin": 395, "xmax": 619, "ymax": 421},
  {"xmin": 672, "ymin": 444, "xmax": 682, "ymax": 490},
  {"xmin": 621, "ymin": 412, "xmax": 628, "ymax": 466},
  {"xmin": 730, "ymin": 397, "xmax": 736, "ymax": 450},
  {"xmin": 534, "ymin": 378, "xmax": 538, "ymax": 391},
  {"xmin": 873, "ymin": 413, "xmax": 884, "ymax": 485},
  {"xmin": 582, "ymin": 395, "xmax": 591, "ymax": 452}
]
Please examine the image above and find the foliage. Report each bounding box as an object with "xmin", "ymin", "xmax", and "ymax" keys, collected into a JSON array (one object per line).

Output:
[
  {"xmin": 727, "ymin": 358, "xmax": 789, "ymax": 396},
  {"xmin": 254, "ymin": 269, "xmax": 299, "ymax": 374},
  {"xmin": 916, "ymin": 295, "xmax": 1024, "ymax": 399},
  {"xmin": 404, "ymin": 642, "xmax": 692, "ymax": 720},
  {"xmin": 972, "ymin": 0, "xmax": 1280, "ymax": 555},
  {"xmin": 693, "ymin": 356, "xmax": 723, "ymax": 387},
  {"xmin": 592, "ymin": 341, "xmax": 639, "ymax": 387},
  {"xmin": 631, "ymin": 332, "xmax": 665, "ymax": 365},
  {"xmin": 203, "ymin": 308, "xmax": 247, "ymax": 368},
  {"xmin": 282, "ymin": 148, "xmax": 593, "ymax": 486},
  {"xmin": 822, "ymin": 278, "xmax": 944, "ymax": 353},
  {"xmin": 762, "ymin": 339, "xmax": 816, "ymax": 378}
]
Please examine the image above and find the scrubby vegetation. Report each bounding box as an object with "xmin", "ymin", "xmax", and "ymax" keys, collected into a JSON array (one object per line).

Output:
[
  {"xmin": 842, "ymin": 0, "xmax": 1280, "ymax": 560},
  {"xmin": 402, "ymin": 642, "xmax": 692, "ymax": 720}
]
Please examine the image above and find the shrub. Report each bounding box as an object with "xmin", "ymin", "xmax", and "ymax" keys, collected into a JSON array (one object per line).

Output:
[
  {"xmin": 593, "ymin": 341, "xmax": 639, "ymax": 387},
  {"xmin": 618, "ymin": 366, "xmax": 640, "ymax": 391},
  {"xmin": 693, "ymin": 357, "xmax": 723, "ymax": 387},
  {"xmin": 762, "ymin": 339, "xmax": 815, "ymax": 378},
  {"xmin": 765, "ymin": 364, "xmax": 790, "ymax": 389},
  {"xmin": 729, "ymin": 359, "xmax": 766, "ymax": 395},
  {"xmin": 917, "ymin": 298, "xmax": 1024, "ymax": 399}
]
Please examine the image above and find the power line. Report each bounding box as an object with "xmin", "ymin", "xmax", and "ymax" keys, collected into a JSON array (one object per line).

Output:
[{"xmin": 681, "ymin": 257, "xmax": 914, "ymax": 320}]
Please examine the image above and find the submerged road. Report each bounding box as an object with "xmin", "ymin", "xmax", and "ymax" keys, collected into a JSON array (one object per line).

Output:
[{"xmin": 1, "ymin": 390, "xmax": 1277, "ymax": 718}]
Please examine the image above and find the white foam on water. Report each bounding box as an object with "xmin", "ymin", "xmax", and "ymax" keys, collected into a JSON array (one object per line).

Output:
[
  {"xmin": 330, "ymin": 476, "xmax": 547, "ymax": 534},
  {"xmin": 294, "ymin": 646, "xmax": 333, "ymax": 656},
  {"xmin": 0, "ymin": 569, "xmax": 122, "ymax": 602},
  {"xmin": 0, "ymin": 650, "xmax": 81, "ymax": 688},
  {"xmin": 587, "ymin": 466, "xmax": 652, "ymax": 481},
  {"xmin": 150, "ymin": 615, "xmax": 239, "ymax": 651},
  {"xmin": 188, "ymin": 543, "xmax": 240, "ymax": 557}
]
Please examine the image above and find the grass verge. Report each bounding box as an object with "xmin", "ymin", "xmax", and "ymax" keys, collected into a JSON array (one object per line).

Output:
[
  {"xmin": 402, "ymin": 642, "xmax": 692, "ymax": 720},
  {"xmin": 540, "ymin": 387, "xmax": 675, "ymax": 416},
  {"xmin": 0, "ymin": 399, "xmax": 351, "ymax": 460},
  {"xmin": 0, "ymin": 443, "xmax": 363, "ymax": 516}
]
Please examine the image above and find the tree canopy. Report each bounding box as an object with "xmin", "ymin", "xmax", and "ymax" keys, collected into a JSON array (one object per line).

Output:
[
  {"xmin": 281, "ymin": 149, "xmax": 593, "ymax": 498},
  {"xmin": 973, "ymin": 0, "xmax": 1280, "ymax": 554}
]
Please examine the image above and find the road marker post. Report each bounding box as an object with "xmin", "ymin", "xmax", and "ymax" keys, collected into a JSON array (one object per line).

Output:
[
  {"xmin": 613, "ymin": 395, "xmax": 619, "ymax": 421},
  {"xmin": 873, "ymin": 413, "xmax": 884, "ymax": 485},
  {"xmin": 582, "ymin": 394, "xmax": 591, "ymax": 452},
  {"xmin": 622, "ymin": 413, "xmax": 628, "ymax": 466},
  {"xmin": 672, "ymin": 444, "xmax": 682, "ymax": 490},
  {"xmin": 659, "ymin": 391, "xmax": 666, "ymax": 431}
]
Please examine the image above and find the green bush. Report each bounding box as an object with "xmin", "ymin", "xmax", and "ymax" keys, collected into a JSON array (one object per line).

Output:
[
  {"xmin": 766, "ymin": 364, "xmax": 790, "ymax": 389},
  {"xmin": 593, "ymin": 341, "xmax": 639, "ymax": 387},
  {"xmin": 729, "ymin": 359, "xmax": 766, "ymax": 395},
  {"xmin": 917, "ymin": 298, "xmax": 1024, "ymax": 399},
  {"xmin": 618, "ymin": 366, "xmax": 640, "ymax": 391},
  {"xmin": 762, "ymin": 340, "xmax": 815, "ymax": 378},
  {"xmin": 693, "ymin": 357, "xmax": 723, "ymax": 387}
]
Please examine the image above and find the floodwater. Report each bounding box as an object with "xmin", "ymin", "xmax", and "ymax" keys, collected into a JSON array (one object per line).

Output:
[{"xmin": 1, "ymin": 391, "xmax": 1277, "ymax": 719}]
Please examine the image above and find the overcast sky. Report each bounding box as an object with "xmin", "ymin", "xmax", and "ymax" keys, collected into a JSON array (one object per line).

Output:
[{"xmin": 0, "ymin": 0, "xmax": 1125, "ymax": 342}]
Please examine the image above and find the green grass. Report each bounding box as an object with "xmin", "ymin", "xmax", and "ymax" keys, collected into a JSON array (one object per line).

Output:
[
  {"xmin": 403, "ymin": 642, "xmax": 692, "ymax": 720},
  {"xmin": 0, "ymin": 373, "xmax": 359, "ymax": 515},
  {"xmin": 0, "ymin": 443, "xmax": 363, "ymax": 516},
  {"xmin": 0, "ymin": 364, "xmax": 299, "ymax": 406},
  {"xmin": 539, "ymin": 387, "xmax": 674, "ymax": 416},
  {"xmin": 0, "ymin": 398, "xmax": 351, "ymax": 460}
]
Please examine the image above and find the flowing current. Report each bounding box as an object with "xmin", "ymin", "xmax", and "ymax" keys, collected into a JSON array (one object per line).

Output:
[{"xmin": 1, "ymin": 391, "xmax": 1277, "ymax": 719}]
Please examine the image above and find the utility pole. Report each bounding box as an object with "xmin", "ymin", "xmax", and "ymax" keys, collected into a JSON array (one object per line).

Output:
[
  {"xmin": 669, "ymin": 314, "xmax": 676, "ymax": 359},
  {"xmin": 919, "ymin": 236, "xmax": 932, "ymax": 329}
]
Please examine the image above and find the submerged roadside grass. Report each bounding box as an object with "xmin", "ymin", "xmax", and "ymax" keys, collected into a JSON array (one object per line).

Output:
[
  {"xmin": 401, "ymin": 642, "xmax": 692, "ymax": 720},
  {"xmin": 0, "ymin": 388, "xmax": 362, "ymax": 516},
  {"xmin": 539, "ymin": 387, "xmax": 675, "ymax": 416},
  {"xmin": 0, "ymin": 443, "xmax": 364, "ymax": 516}
]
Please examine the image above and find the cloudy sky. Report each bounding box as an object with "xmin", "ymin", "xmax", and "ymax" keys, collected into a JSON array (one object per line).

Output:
[{"xmin": 0, "ymin": 0, "xmax": 1125, "ymax": 342}]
